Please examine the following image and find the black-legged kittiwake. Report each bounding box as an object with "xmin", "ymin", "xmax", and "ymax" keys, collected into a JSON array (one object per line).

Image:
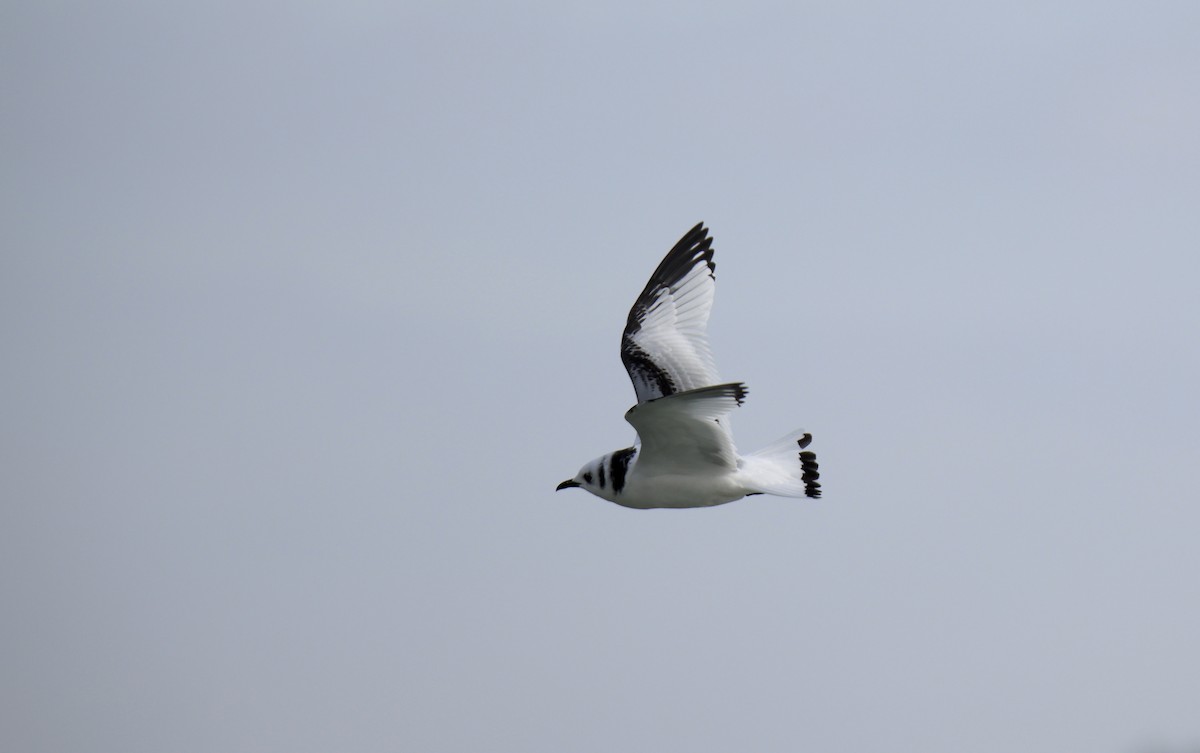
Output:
[{"xmin": 556, "ymin": 223, "xmax": 822, "ymax": 509}]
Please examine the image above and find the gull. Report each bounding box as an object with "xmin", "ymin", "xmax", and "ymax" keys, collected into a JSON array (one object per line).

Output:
[{"xmin": 556, "ymin": 222, "xmax": 822, "ymax": 509}]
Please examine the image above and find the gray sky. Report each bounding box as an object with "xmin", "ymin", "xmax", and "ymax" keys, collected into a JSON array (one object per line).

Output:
[{"xmin": 3, "ymin": 2, "xmax": 1199, "ymax": 752}]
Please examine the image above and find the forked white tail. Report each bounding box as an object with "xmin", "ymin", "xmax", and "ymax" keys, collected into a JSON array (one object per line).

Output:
[{"xmin": 739, "ymin": 430, "xmax": 822, "ymax": 499}]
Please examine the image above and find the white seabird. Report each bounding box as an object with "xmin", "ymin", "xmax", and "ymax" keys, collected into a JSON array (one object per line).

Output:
[{"xmin": 556, "ymin": 223, "xmax": 822, "ymax": 509}]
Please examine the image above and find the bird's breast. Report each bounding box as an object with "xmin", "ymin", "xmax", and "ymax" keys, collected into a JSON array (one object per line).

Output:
[{"xmin": 609, "ymin": 471, "xmax": 746, "ymax": 509}]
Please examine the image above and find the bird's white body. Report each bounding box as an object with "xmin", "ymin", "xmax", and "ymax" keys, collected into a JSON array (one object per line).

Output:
[
  {"xmin": 557, "ymin": 223, "xmax": 821, "ymax": 509},
  {"xmin": 592, "ymin": 459, "xmax": 749, "ymax": 510}
]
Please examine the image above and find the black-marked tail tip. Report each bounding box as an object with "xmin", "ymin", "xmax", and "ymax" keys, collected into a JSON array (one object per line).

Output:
[
  {"xmin": 556, "ymin": 479, "xmax": 580, "ymax": 491},
  {"xmin": 798, "ymin": 449, "xmax": 821, "ymax": 498}
]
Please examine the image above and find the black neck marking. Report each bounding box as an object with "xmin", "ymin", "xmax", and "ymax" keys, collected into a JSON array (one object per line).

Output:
[{"xmin": 610, "ymin": 447, "xmax": 636, "ymax": 494}]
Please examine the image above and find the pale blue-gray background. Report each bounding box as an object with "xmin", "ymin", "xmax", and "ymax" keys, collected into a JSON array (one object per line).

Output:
[{"xmin": 3, "ymin": 2, "xmax": 1198, "ymax": 752}]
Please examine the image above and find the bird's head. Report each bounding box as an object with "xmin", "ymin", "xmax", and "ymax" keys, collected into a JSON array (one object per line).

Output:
[{"xmin": 556, "ymin": 456, "xmax": 605, "ymax": 496}]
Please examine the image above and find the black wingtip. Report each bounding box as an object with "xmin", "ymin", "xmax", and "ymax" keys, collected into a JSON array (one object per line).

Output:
[
  {"xmin": 730, "ymin": 382, "xmax": 748, "ymax": 406},
  {"xmin": 635, "ymin": 224, "xmax": 716, "ymax": 308}
]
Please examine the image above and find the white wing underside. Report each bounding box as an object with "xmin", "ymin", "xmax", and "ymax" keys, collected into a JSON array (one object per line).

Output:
[{"xmin": 625, "ymin": 382, "xmax": 746, "ymax": 473}]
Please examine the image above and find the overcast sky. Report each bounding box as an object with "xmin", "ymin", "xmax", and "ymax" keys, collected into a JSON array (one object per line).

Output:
[{"xmin": 3, "ymin": 2, "xmax": 1199, "ymax": 752}]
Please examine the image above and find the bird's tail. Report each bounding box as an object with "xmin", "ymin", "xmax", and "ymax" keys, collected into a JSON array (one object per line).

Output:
[{"xmin": 739, "ymin": 430, "xmax": 822, "ymax": 499}]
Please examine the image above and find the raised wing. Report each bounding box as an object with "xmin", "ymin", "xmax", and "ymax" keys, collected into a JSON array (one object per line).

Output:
[
  {"xmin": 624, "ymin": 382, "xmax": 746, "ymax": 472},
  {"xmin": 621, "ymin": 223, "xmax": 719, "ymax": 404}
]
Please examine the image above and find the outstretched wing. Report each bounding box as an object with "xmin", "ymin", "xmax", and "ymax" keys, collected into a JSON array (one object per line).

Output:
[
  {"xmin": 624, "ymin": 382, "xmax": 746, "ymax": 472},
  {"xmin": 621, "ymin": 223, "xmax": 719, "ymax": 404}
]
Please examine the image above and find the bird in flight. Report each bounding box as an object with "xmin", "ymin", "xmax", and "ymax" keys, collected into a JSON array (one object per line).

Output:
[{"xmin": 556, "ymin": 223, "xmax": 821, "ymax": 509}]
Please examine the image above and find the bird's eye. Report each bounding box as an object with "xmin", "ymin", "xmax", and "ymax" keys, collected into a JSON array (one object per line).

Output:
[{"xmin": 583, "ymin": 472, "xmax": 593, "ymax": 484}]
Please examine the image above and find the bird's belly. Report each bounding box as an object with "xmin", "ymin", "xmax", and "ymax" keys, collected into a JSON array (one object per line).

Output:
[{"xmin": 613, "ymin": 472, "xmax": 746, "ymax": 509}]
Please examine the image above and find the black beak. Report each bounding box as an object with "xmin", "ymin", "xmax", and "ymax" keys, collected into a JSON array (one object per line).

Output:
[{"xmin": 556, "ymin": 479, "xmax": 581, "ymax": 491}]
